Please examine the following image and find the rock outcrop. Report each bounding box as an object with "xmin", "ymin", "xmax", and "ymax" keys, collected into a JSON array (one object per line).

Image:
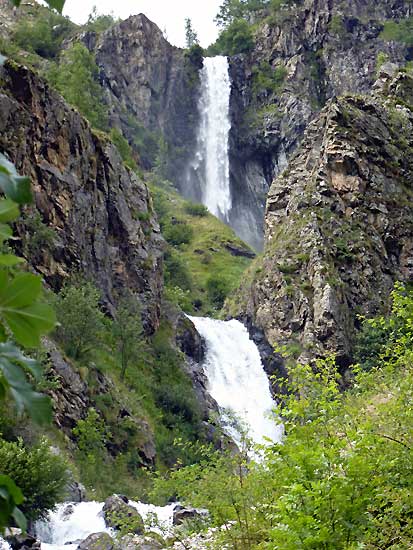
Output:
[
  {"xmin": 228, "ymin": 0, "xmax": 413, "ymax": 249},
  {"xmin": 85, "ymin": 14, "xmax": 202, "ymax": 180},
  {"xmin": 0, "ymin": 60, "xmax": 164, "ymax": 333},
  {"xmin": 231, "ymin": 70, "xmax": 413, "ymax": 366},
  {"xmin": 102, "ymin": 495, "xmax": 144, "ymax": 535}
]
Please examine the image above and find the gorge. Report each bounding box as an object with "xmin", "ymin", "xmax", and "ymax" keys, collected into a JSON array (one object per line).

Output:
[{"xmin": 1, "ymin": 0, "xmax": 413, "ymax": 548}]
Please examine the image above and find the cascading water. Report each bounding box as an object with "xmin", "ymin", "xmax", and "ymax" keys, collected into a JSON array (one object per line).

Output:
[
  {"xmin": 188, "ymin": 317, "xmax": 283, "ymax": 449},
  {"xmin": 187, "ymin": 56, "xmax": 232, "ymax": 220}
]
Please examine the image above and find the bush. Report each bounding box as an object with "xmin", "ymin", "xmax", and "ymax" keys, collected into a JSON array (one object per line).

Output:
[
  {"xmin": 21, "ymin": 210, "xmax": 56, "ymax": 264},
  {"xmin": 206, "ymin": 275, "xmax": 231, "ymax": 309},
  {"xmin": 48, "ymin": 43, "xmax": 109, "ymax": 130},
  {"xmin": 184, "ymin": 201, "xmax": 208, "ymax": 217},
  {"xmin": 53, "ymin": 281, "xmax": 106, "ymax": 362},
  {"xmin": 252, "ymin": 62, "xmax": 287, "ymax": 96},
  {"xmin": 164, "ymin": 250, "xmax": 193, "ymax": 290},
  {"xmin": 380, "ymin": 17, "xmax": 413, "ymax": 46},
  {"xmin": 110, "ymin": 128, "xmax": 138, "ymax": 171},
  {"xmin": 163, "ymin": 221, "xmax": 194, "ymax": 246},
  {"xmin": 0, "ymin": 438, "xmax": 68, "ymax": 521},
  {"xmin": 208, "ymin": 19, "xmax": 254, "ymax": 56},
  {"xmin": 13, "ymin": 10, "xmax": 74, "ymax": 59}
]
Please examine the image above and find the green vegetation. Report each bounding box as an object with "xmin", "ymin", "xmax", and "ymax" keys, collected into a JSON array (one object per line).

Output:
[
  {"xmin": 84, "ymin": 6, "xmax": 117, "ymax": 33},
  {"xmin": 328, "ymin": 14, "xmax": 346, "ymax": 36},
  {"xmin": 48, "ymin": 43, "xmax": 109, "ymax": 130},
  {"xmin": 149, "ymin": 178, "xmax": 253, "ymax": 315},
  {"xmin": 110, "ymin": 129, "xmax": 138, "ymax": 171},
  {"xmin": 53, "ymin": 281, "xmax": 106, "ymax": 362},
  {"xmin": 0, "ymin": 438, "xmax": 67, "ymax": 521},
  {"xmin": 380, "ymin": 17, "xmax": 413, "ymax": 46},
  {"xmin": 13, "ymin": 9, "xmax": 74, "ymax": 59},
  {"xmin": 153, "ymin": 285, "xmax": 413, "ymax": 549},
  {"xmin": 185, "ymin": 18, "xmax": 199, "ymax": 48},
  {"xmin": 252, "ymin": 61, "xmax": 287, "ymax": 96},
  {"xmin": 208, "ymin": 19, "xmax": 254, "ymax": 56}
]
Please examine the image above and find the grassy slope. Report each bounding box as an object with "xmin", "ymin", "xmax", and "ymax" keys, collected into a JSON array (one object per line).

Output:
[{"xmin": 149, "ymin": 178, "xmax": 254, "ymax": 317}]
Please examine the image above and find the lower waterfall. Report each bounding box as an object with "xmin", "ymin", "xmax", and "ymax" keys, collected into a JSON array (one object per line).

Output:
[
  {"xmin": 0, "ymin": 319, "xmax": 282, "ymax": 549},
  {"xmin": 189, "ymin": 316, "xmax": 283, "ymax": 448}
]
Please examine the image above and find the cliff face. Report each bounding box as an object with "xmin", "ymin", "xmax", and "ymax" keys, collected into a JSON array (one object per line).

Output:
[
  {"xmin": 228, "ymin": 0, "xmax": 413, "ymax": 249},
  {"xmin": 231, "ymin": 68, "xmax": 413, "ymax": 366},
  {"xmin": 84, "ymin": 14, "xmax": 201, "ymax": 181},
  {"xmin": 0, "ymin": 60, "xmax": 164, "ymax": 333}
]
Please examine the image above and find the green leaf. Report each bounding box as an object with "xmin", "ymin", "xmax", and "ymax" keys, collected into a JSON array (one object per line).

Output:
[
  {"xmin": 0, "ymin": 345, "xmax": 52, "ymax": 424},
  {"xmin": 0, "ymin": 154, "xmax": 32, "ymax": 204},
  {"xmin": 0, "ymin": 199, "xmax": 19, "ymax": 223},
  {"xmin": 0, "ymin": 255, "xmax": 24, "ymax": 267},
  {"xmin": 9, "ymin": 0, "xmax": 65, "ymax": 12},
  {"xmin": 45, "ymin": 0, "xmax": 65, "ymax": 13},
  {"xmin": 0, "ymin": 223, "xmax": 13, "ymax": 245},
  {"xmin": 0, "ymin": 272, "xmax": 56, "ymax": 347},
  {"xmin": 12, "ymin": 507, "xmax": 27, "ymax": 532},
  {"xmin": 0, "ymin": 475, "xmax": 24, "ymax": 505}
]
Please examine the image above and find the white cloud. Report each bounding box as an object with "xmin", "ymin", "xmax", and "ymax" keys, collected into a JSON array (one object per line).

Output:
[{"xmin": 62, "ymin": 0, "xmax": 222, "ymax": 47}]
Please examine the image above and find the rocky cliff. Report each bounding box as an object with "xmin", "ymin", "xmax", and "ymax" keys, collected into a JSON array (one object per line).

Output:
[
  {"xmin": 230, "ymin": 67, "xmax": 413, "ymax": 367},
  {"xmin": 0, "ymin": 59, "xmax": 164, "ymax": 333},
  {"xmin": 228, "ymin": 0, "xmax": 413, "ymax": 249},
  {"xmin": 83, "ymin": 14, "xmax": 202, "ymax": 180}
]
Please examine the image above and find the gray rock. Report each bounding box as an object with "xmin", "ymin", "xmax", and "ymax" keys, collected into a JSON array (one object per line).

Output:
[
  {"xmin": 77, "ymin": 533, "xmax": 115, "ymax": 550},
  {"xmin": 118, "ymin": 534, "xmax": 164, "ymax": 550},
  {"xmin": 172, "ymin": 505, "xmax": 208, "ymax": 526},
  {"xmin": 5, "ymin": 533, "xmax": 40, "ymax": 550},
  {"xmin": 102, "ymin": 496, "xmax": 144, "ymax": 535}
]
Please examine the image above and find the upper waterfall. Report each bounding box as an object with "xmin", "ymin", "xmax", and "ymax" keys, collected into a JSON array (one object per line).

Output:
[
  {"xmin": 188, "ymin": 56, "xmax": 232, "ymax": 220},
  {"xmin": 188, "ymin": 317, "xmax": 283, "ymax": 449}
]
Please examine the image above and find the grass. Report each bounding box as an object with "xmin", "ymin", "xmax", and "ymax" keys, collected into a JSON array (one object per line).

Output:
[{"xmin": 149, "ymin": 178, "xmax": 254, "ymax": 317}]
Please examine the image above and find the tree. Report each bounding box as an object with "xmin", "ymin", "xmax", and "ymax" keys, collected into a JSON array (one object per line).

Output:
[
  {"xmin": 112, "ymin": 296, "xmax": 144, "ymax": 380},
  {"xmin": 53, "ymin": 281, "xmax": 106, "ymax": 362},
  {"xmin": 184, "ymin": 18, "xmax": 199, "ymax": 48}
]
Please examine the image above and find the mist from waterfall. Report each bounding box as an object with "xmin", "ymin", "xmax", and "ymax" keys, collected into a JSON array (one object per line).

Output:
[{"xmin": 187, "ymin": 56, "xmax": 232, "ymax": 220}]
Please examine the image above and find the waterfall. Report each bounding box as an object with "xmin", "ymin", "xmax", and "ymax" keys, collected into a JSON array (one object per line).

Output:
[
  {"xmin": 188, "ymin": 56, "xmax": 232, "ymax": 220},
  {"xmin": 188, "ymin": 317, "xmax": 283, "ymax": 449}
]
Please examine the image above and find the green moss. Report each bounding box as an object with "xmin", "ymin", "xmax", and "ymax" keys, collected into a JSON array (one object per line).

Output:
[{"xmin": 380, "ymin": 17, "xmax": 413, "ymax": 46}]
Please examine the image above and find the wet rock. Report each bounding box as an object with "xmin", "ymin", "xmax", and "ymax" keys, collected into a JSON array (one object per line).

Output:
[
  {"xmin": 102, "ymin": 496, "xmax": 144, "ymax": 535},
  {"xmin": 172, "ymin": 505, "xmax": 209, "ymax": 526},
  {"xmin": 77, "ymin": 532, "xmax": 114, "ymax": 550},
  {"xmin": 175, "ymin": 315, "xmax": 205, "ymax": 363},
  {"xmin": 5, "ymin": 533, "xmax": 40, "ymax": 550}
]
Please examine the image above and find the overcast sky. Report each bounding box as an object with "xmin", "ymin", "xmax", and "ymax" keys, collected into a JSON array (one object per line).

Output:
[{"xmin": 62, "ymin": 0, "xmax": 222, "ymax": 47}]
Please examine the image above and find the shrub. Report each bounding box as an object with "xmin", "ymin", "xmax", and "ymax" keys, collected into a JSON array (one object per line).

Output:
[
  {"xmin": 110, "ymin": 128, "xmax": 138, "ymax": 171},
  {"xmin": 206, "ymin": 275, "xmax": 231, "ymax": 309},
  {"xmin": 53, "ymin": 281, "xmax": 106, "ymax": 362},
  {"xmin": 252, "ymin": 62, "xmax": 287, "ymax": 96},
  {"xmin": 184, "ymin": 201, "xmax": 208, "ymax": 217},
  {"xmin": 0, "ymin": 438, "xmax": 68, "ymax": 521},
  {"xmin": 48, "ymin": 43, "xmax": 109, "ymax": 130},
  {"xmin": 164, "ymin": 250, "xmax": 193, "ymax": 290},
  {"xmin": 163, "ymin": 221, "xmax": 194, "ymax": 246},
  {"xmin": 13, "ymin": 10, "xmax": 74, "ymax": 59},
  {"xmin": 208, "ymin": 19, "xmax": 254, "ymax": 56},
  {"xmin": 21, "ymin": 210, "xmax": 56, "ymax": 264},
  {"xmin": 380, "ymin": 17, "xmax": 413, "ymax": 46},
  {"xmin": 84, "ymin": 7, "xmax": 117, "ymax": 33}
]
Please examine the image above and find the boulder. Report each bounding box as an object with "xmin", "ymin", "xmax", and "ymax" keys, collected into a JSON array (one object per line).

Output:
[
  {"xmin": 172, "ymin": 505, "xmax": 208, "ymax": 526},
  {"xmin": 118, "ymin": 535, "xmax": 164, "ymax": 550},
  {"xmin": 102, "ymin": 496, "xmax": 144, "ymax": 535},
  {"xmin": 77, "ymin": 533, "xmax": 115, "ymax": 550},
  {"xmin": 5, "ymin": 533, "xmax": 40, "ymax": 550}
]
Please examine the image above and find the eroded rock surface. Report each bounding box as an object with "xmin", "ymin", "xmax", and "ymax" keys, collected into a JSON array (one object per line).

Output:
[{"xmin": 232, "ymin": 71, "xmax": 413, "ymax": 366}]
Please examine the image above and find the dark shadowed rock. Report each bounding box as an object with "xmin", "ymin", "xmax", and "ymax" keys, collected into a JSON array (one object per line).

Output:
[
  {"xmin": 172, "ymin": 505, "xmax": 209, "ymax": 526},
  {"xmin": 6, "ymin": 533, "xmax": 40, "ymax": 550},
  {"xmin": 0, "ymin": 60, "xmax": 164, "ymax": 335}
]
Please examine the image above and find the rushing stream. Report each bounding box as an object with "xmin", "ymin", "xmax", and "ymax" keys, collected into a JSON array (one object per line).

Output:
[
  {"xmin": 186, "ymin": 55, "xmax": 232, "ymax": 220},
  {"xmin": 0, "ymin": 318, "xmax": 281, "ymax": 548}
]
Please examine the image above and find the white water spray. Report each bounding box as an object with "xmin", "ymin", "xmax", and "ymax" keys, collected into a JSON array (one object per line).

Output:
[
  {"xmin": 190, "ymin": 56, "xmax": 232, "ymax": 219},
  {"xmin": 32, "ymin": 501, "xmax": 176, "ymax": 550},
  {"xmin": 189, "ymin": 317, "xmax": 283, "ymax": 449}
]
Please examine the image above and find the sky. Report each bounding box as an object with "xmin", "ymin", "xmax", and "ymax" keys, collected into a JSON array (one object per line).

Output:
[{"xmin": 62, "ymin": 0, "xmax": 222, "ymax": 48}]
